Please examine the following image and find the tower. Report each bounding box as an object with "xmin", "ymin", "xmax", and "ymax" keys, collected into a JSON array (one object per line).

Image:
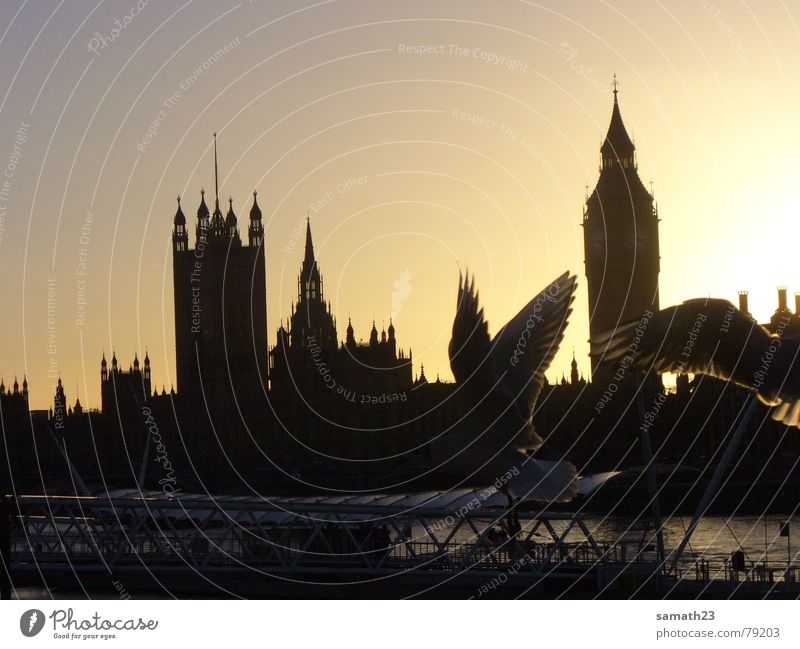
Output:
[
  {"xmin": 53, "ymin": 377, "xmax": 67, "ymax": 430},
  {"xmin": 171, "ymin": 134, "xmax": 268, "ymax": 409},
  {"xmin": 570, "ymin": 351, "xmax": 580, "ymax": 385},
  {"xmin": 289, "ymin": 217, "xmax": 337, "ymax": 350},
  {"xmin": 249, "ymin": 190, "xmax": 263, "ymax": 247},
  {"xmin": 583, "ymin": 80, "xmax": 661, "ymax": 379}
]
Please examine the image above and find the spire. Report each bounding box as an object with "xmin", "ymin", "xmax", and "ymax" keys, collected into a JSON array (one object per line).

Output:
[
  {"xmin": 174, "ymin": 195, "xmax": 185, "ymax": 225},
  {"xmin": 213, "ymin": 132, "xmax": 219, "ymax": 204},
  {"xmin": 570, "ymin": 350, "xmax": 579, "ymax": 385},
  {"xmin": 369, "ymin": 320, "xmax": 378, "ymax": 346},
  {"xmin": 197, "ymin": 188, "xmax": 209, "ymax": 219},
  {"xmin": 303, "ymin": 212, "xmax": 315, "ymax": 266},
  {"xmin": 208, "ymin": 133, "xmax": 225, "ymax": 237},
  {"xmin": 601, "ymin": 75, "xmax": 635, "ymax": 170},
  {"xmin": 299, "ymin": 213, "xmax": 322, "ymax": 303},
  {"xmin": 250, "ymin": 190, "xmax": 262, "ymax": 220},
  {"xmin": 249, "ymin": 190, "xmax": 263, "ymax": 247},
  {"xmin": 226, "ymin": 197, "xmax": 237, "ymax": 226},
  {"xmin": 173, "ymin": 195, "xmax": 188, "ymax": 252}
]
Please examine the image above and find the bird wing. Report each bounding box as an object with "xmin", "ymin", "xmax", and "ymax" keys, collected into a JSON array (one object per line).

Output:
[
  {"xmin": 488, "ymin": 271, "xmax": 577, "ymax": 421},
  {"xmin": 448, "ymin": 271, "xmax": 492, "ymax": 388},
  {"xmin": 590, "ymin": 297, "xmax": 798, "ymax": 408}
]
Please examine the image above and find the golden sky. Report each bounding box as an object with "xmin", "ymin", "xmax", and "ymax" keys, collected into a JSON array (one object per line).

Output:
[{"xmin": 0, "ymin": 0, "xmax": 798, "ymax": 410}]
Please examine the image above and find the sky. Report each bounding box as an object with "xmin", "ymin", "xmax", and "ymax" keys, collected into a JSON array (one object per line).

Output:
[{"xmin": 0, "ymin": 0, "xmax": 798, "ymax": 410}]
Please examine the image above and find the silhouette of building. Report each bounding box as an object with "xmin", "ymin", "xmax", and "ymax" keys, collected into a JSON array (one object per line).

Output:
[
  {"xmin": 171, "ymin": 136, "xmax": 267, "ymax": 414},
  {"xmin": 0, "ymin": 375, "xmax": 29, "ymax": 420},
  {"xmin": 583, "ymin": 80, "xmax": 661, "ymax": 381},
  {"xmin": 100, "ymin": 351, "xmax": 151, "ymax": 414},
  {"xmin": 270, "ymin": 217, "xmax": 412, "ymax": 404}
]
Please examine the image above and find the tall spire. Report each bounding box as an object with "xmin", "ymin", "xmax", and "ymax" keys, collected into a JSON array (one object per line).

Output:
[
  {"xmin": 303, "ymin": 211, "xmax": 314, "ymax": 265},
  {"xmin": 298, "ymin": 213, "xmax": 322, "ymax": 304},
  {"xmin": 213, "ymin": 132, "xmax": 219, "ymax": 205},
  {"xmin": 601, "ymin": 76, "xmax": 635, "ymax": 170}
]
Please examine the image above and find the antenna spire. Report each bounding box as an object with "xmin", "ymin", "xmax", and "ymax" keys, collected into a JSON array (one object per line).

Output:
[
  {"xmin": 612, "ymin": 74, "xmax": 618, "ymax": 102},
  {"xmin": 213, "ymin": 132, "xmax": 219, "ymax": 203}
]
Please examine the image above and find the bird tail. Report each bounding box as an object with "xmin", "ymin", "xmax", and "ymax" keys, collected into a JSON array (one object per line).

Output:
[{"xmin": 506, "ymin": 458, "xmax": 577, "ymax": 503}]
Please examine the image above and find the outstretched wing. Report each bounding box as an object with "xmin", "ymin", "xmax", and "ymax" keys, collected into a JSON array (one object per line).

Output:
[
  {"xmin": 489, "ymin": 271, "xmax": 577, "ymax": 421},
  {"xmin": 448, "ymin": 271, "xmax": 492, "ymax": 387},
  {"xmin": 590, "ymin": 298, "xmax": 800, "ymax": 423}
]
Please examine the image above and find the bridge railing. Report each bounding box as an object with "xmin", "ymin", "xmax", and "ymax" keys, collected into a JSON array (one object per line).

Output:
[{"xmin": 7, "ymin": 494, "xmax": 617, "ymax": 576}]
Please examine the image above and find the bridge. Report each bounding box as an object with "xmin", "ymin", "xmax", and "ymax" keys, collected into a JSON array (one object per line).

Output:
[{"xmin": 2, "ymin": 488, "xmax": 641, "ymax": 598}]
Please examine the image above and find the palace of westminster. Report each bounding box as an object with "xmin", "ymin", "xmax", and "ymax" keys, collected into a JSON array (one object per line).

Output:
[{"xmin": 2, "ymin": 91, "xmax": 800, "ymax": 493}]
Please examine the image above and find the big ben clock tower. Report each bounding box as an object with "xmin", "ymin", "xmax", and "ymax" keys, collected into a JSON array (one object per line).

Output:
[{"xmin": 583, "ymin": 80, "xmax": 661, "ymax": 381}]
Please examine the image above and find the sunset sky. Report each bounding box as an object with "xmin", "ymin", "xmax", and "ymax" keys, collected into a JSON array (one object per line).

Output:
[{"xmin": 0, "ymin": 0, "xmax": 798, "ymax": 410}]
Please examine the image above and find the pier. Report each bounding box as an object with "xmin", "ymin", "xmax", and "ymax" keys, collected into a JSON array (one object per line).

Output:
[{"xmin": 3, "ymin": 489, "xmax": 798, "ymax": 598}]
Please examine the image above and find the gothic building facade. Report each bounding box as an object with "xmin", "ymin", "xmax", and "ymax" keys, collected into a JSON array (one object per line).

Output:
[
  {"xmin": 270, "ymin": 218, "xmax": 413, "ymax": 409},
  {"xmin": 171, "ymin": 138, "xmax": 267, "ymax": 417}
]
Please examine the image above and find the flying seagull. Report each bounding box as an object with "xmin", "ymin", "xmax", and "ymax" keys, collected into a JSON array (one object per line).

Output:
[
  {"xmin": 590, "ymin": 298, "xmax": 800, "ymax": 426},
  {"xmin": 427, "ymin": 270, "xmax": 579, "ymax": 504}
]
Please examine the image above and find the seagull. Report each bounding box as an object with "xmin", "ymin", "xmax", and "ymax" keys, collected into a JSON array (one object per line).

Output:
[
  {"xmin": 590, "ymin": 298, "xmax": 800, "ymax": 426},
  {"xmin": 426, "ymin": 270, "xmax": 579, "ymax": 504}
]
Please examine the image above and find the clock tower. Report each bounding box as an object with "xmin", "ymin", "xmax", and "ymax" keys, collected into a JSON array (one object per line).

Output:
[{"xmin": 583, "ymin": 81, "xmax": 661, "ymax": 381}]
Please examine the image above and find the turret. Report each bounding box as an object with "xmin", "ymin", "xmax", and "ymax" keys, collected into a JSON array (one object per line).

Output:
[
  {"xmin": 249, "ymin": 190, "xmax": 264, "ymax": 247},
  {"xmin": 53, "ymin": 377, "xmax": 67, "ymax": 428},
  {"xmin": 369, "ymin": 321, "xmax": 378, "ymax": 347},
  {"xmin": 226, "ymin": 197, "xmax": 239, "ymax": 240},
  {"xmin": 196, "ymin": 189, "xmax": 210, "ymax": 242},
  {"xmin": 172, "ymin": 196, "xmax": 188, "ymax": 252},
  {"xmin": 570, "ymin": 351, "xmax": 579, "ymax": 385}
]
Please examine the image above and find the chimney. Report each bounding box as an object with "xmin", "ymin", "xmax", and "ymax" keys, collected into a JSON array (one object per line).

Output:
[
  {"xmin": 795, "ymin": 293, "xmax": 800, "ymax": 315},
  {"xmin": 778, "ymin": 286, "xmax": 788, "ymax": 311},
  {"xmin": 738, "ymin": 291, "xmax": 749, "ymax": 314}
]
